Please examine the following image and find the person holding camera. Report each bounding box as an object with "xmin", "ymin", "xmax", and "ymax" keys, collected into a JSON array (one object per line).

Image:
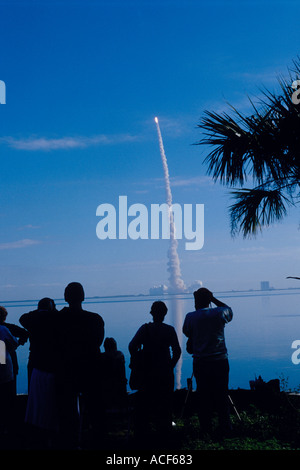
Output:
[{"xmin": 183, "ymin": 287, "xmax": 233, "ymax": 439}]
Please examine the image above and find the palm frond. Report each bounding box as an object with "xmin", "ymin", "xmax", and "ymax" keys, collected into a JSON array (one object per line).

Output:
[
  {"xmin": 230, "ymin": 188, "xmax": 290, "ymax": 237},
  {"xmin": 196, "ymin": 58, "xmax": 300, "ymax": 236}
]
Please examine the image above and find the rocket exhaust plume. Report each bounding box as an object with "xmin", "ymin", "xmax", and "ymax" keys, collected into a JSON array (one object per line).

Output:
[
  {"xmin": 154, "ymin": 116, "xmax": 185, "ymax": 292},
  {"xmin": 154, "ymin": 116, "xmax": 185, "ymax": 388}
]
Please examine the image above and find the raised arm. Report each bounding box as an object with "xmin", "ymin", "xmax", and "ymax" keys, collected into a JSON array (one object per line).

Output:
[
  {"xmin": 211, "ymin": 296, "xmax": 233, "ymax": 323},
  {"xmin": 211, "ymin": 295, "xmax": 228, "ymax": 308}
]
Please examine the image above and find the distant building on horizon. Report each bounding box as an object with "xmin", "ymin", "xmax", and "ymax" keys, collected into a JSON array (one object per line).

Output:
[{"xmin": 260, "ymin": 281, "xmax": 270, "ymax": 291}]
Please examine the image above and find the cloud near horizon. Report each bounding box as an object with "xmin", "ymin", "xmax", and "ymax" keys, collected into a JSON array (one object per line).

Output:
[
  {"xmin": 0, "ymin": 115, "xmax": 196, "ymax": 152},
  {"xmin": 0, "ymin": 239, "xmax": 41, "ymax": 250},
  {"xmin": 0, "ymin": 133, "xmax": 139, "ymax": 151}
]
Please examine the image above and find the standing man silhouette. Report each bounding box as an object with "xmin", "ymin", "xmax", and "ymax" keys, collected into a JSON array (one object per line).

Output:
[
  {"xmin": 56, "ymin": 282, "xmax": 105, "ymax": 448},
  {"xmin": 183, "ymin": 287, "xmax": 233, "ymax": 438},
  {"xmin": 129, "ymin": 301, "xmax": 181, "ymax": 444}
]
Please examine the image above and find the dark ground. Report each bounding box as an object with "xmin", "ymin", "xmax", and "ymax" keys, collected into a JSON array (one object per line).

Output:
[{"xmin": 1, "ymin": 385, "xmax": 300, "ymax": 452}]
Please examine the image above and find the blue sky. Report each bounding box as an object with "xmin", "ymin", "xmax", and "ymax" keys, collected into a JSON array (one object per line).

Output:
[{"xmin": 1, "ymin": 0, "xmax": 300, "ymax": 301}]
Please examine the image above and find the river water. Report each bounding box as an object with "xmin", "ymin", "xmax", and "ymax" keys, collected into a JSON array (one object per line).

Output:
[{"xmin": 2, "ymin": 288, "xmax": 300, "ymax": 394}]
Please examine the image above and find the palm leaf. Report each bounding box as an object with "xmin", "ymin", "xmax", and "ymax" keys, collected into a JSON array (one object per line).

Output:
[
  {"xmin": 196, "ymin": 58, "xmax": 300, "ymax": 236},
  {"xmin": 230, "ymin": 188, "xmax": 290, "ymax": 237}
]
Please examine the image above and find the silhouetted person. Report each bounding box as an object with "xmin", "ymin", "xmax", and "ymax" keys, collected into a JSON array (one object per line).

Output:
[
  {"xmin": 19, "ymin": 298, "xmax": 59, "ymax": 442},
  {"xmin": 0, "ymin": 306, "xmax": 28, "ymax": 395},
  {"xmin": 19, "ymin": 298, "xmax": 57, "ymax": 390},
  {"xmin": 129, "ymin": 301, "xmax": 181, "ymax": 443},
  {"xmin": 102, "ymin": 337, "xmax": 127, "ymax": 409},
  {"xmin": 183, "ymin": 287, "xmax": 233, "ymax": 438},
  {"xmin": 0, "ymin": 318, "xmax": 19, "ymax": 435},
  {"xmin": 56, "ymin": 282, "xmax": 105, "ymax": 448}
]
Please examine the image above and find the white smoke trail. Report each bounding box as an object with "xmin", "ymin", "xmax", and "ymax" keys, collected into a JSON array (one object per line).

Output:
[
  {"xmin": 154, "ymin": 117, "xmax": 185, "ymax": 294},
  {"xmin": 154, "ymin": 116, "xmax": 185, "ymax": 388}
]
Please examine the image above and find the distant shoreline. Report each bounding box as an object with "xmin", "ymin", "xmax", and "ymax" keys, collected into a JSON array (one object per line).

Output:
[{"xmin": 1, "ymin": 286, "xmax": 300, "ymax": 309}]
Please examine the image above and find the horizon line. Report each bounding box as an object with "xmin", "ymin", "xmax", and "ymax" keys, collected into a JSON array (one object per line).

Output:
[{"xmin": 1, "ymin": 285, "xmax": 300, "ymax": 308}]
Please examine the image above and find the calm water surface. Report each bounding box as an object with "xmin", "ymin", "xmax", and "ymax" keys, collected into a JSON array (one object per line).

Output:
[{"xmin": 2, "ymin": 288, "xmax": 300, "ymax": 394}]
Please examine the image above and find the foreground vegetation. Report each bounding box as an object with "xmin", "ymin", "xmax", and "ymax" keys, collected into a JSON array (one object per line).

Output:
[
  {"xmin": 106, "ymin": 387, "xmax": 300, "ymax": 451},
  {"xmin": 3, "ymin": 386, "xmax": 300, "ymax": 451},
  {"xmin": 176, "ymin": 407, "xmax": 299, "ymax": 450},
  {"xmin": 174, "ymin": 389, "xmax": 300, "ymax": 450}
]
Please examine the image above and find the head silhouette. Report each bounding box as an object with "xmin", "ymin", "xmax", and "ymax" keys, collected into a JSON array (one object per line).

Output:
[
  {"xmin": 64, "ymin": 282, "xmax": 85, "ymax": 307},
  {"xmin": 193, "ymin": 288, "xmax": 212, "ymax": 310},
  {"xmin": 38, "ymin": 297, "xmax": 56, "ymax": 311},
  {"xmin": 0, "ymin": 306, "xmax": 8, "ymax": 324},
  {"xmin": 104, "ymin": 337, "xmax": 117, "ymax": 353},
  {"xmin": 150, "ymin": 301, "xmax": 168, "ymax": 323}
]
